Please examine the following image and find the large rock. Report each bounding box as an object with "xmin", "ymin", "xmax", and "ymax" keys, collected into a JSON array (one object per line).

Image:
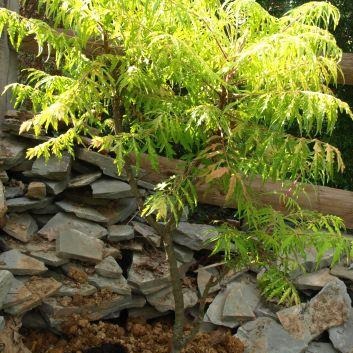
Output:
[
  {"xmin": 56, "ymin": 229, "xmax": 104, "ymax": 263},
  {"xmin": 31, "ymin": 154, "xmax": 71, "ymax": 180},
  {"xmin": 0, "ymin": 270, "xmax": 14, "ymax": 308},
  {"xmin": 38, "ymin": 212, "xmax": 107, "ymax": 241},
  {"xmin": 0, "ymin": 136, "xmax": 26, "ymax": 169},
  {"xmin": 68, "ymin": 171, "xmax": 102, "ymax": 188},
  {"xmin": 6, "ymin": 197, "xmax": 53, "ymax": 213},
  {"xmin": 56, "ymin": 200, "xmax": 108, "ymax": 223},
  {"xmin": 173, "ymin": 222, "xmax": 219, "ymax": 250},
  {"xmin": 235, "ymin": 317, "xmax": 307, "ymax": 353},
  {"xmin": 3, "ymin": 213, "xmax": 38, "ymax": 242},
  {"xmin": 146, "ymin": 286, "xmax": 198, "ymax": 312},
  {"xmin": 108, "ymin": 224, "xmax": 134, "ymax": 242},
  {"xmin": 294, "ymin": 269, "xmax": 336, "ymax": 290},
  {"xmin": 305, "ymin": 342, "xmax": 338, "ymax": 353},
  {"xmin": 330, "ymin": 265, "xmax": 353, "ymax": 282},
  {"xmin": 95, "ymin": 256, "xmax": 123, "ymax": 278},
  {"xmin": 0, "ymin": 250, "xmax": 47, "ymax": 275},
  {"xmin": 91, "ymin": 178, "xmax": 133, "ymax": 199},
  {"xmin": 329, "ymin": 311, "xmax": 353, "ymax": 353},
  {"xmin": 277, "ymin": 279, "xmax": 351, "ymax": 343},
  {"xmin": 88, "ymin": 274, "xmax": 131, "ymax": 295},
  {"xmin": 4, "ymin": 277, "xmax": 62, "ymax": 315},
  {"xmin": 204, "ymin": 277, "xmax": 260, "ymax": 328}
]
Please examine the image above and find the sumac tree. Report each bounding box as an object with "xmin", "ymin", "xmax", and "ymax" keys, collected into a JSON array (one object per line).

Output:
[{"xmin": 1, "ymin": 1, "xmax": 353, "ymax": 352}]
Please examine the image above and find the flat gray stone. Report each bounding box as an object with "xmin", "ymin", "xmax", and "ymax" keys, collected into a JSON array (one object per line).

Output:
[
  {"xmin": 4, "ymin": 277, "xmax": 62, "ymax": 315},
  {"xmin": 174, "ymin": 244, "xmax": 194, "ymax": 263},
  {"xmin": 107, "ymin": 224, "xmax": 134, "ymax": 242},
  {"xmin": 129, "ymin": 304, "xmax": 170, "ymax": 321},
  {"xmin": 128, "ymin": 252, "xmax": 172, "ymax": 295},
  {"xmin": 56, "ymin": 229, "xmax": 104, "ymax": 263},
  {"xmin": 97, "ymin": 198, "xmax": 137, "ymax": 225},
  {"xmin": 173, "ymin": 222, "xmax": 218, "ymax": 250},
  {"xmin": 132, "ymin": 221, "xmax": 161, "ymax": 247},
  {"xmin": 2, "ymin": 277, "xmax": 33, "ymax": 309},
  {"xmin": 26, "ymin": 181, "xmax": 46, "ymax": 199},
  {"xmin": 295, "ymin": 269, "xmax": 336, "ymax": 290},
  {"xmin": 68, "ymin": 171, "xmax": 102, "ymax": 188},
  {"xmin": 56, "ymin": 200, "xmax": 108, "ymax": 223},
  {"xmin": 0, "ymin": 136, "xmax": 26, "ymax": 169},
  {"xmin": 39, "ymin": 212, "xmax": 107, "ymax": 241},
  {"xmin": 236, "ymin": 317, "xmax": 307, "ymax": 353},
  {"xmin": 6, "ymin": 197, "xmax": 53, "ymax": 213},
  {"xmin": 95, "ymin": 256, "xmax": 123, "ymax": 278},
  {"xmin": 146, "ymin": 286, "xmax": 198, "ymax": 313},
  {"xmin": 31, "ymin": 154, "xmax": 71, "ymax": 180},
  {"xmin": 3, "ymin": 213, "xmax": 38, "ymax": 242},
  {"xmin": 91, "ymin": 178, "xmax": 133, "ymax": 199},
  {"xmin": 223, "ymin": 281, "xmax": 261, "ymax": 321},
  {"xmin": 197, "ymin": 267, "xmax": 220, "ymax": 295},
  {"xmin": 330, "ymin": 265, "xmax": 353, "ymax": 282},
  {"xmin": 0, "ymin": 317, "xmax": 4, "ymax": 331},
  {"xmin": 76, "ymin": 148, "xmax": 126, "ymax": 180},
  {"xmin": 278, "ymin": 278, "xmax": 351, "ymax": 343},
  {"xmin": 31, "ymin": 203, "xmax": 61, "ymax": 215},
  {"xmin": 329, "ymin": 311, "xmax": 353, "ymax": 353},
  {"xmin": 45, "ymin": 178, "xmax": 68, "ymax": 195},
  {"xmin": 56, "ymin": 282, "xmax": 97, "ymax": 297},
  {"xmin": 305, "ymin": 342, "xmax": 338, "ymax": 353},
  {"xmin": 0, "ymin": 250, "xmax": 47, "ymax": 275},
  {"xmin": 5, "ymin": 185, "xmax": 24, "ymax": 199},
  {"xmin": 88, "ymin": 274, "xmax": 131, "ymax": 295},
  {"xmin": 30, "ymin": 251, "xmax": 69, "ymax": 267},
  {"xmin": 0, "ymin": 270, "xmax": 14, "ymax": 309}
]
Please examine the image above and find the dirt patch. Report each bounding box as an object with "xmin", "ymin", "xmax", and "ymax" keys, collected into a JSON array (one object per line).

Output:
[{"xmin": 23, "ymin": 316, "xmax": 244, "ymax": 353}]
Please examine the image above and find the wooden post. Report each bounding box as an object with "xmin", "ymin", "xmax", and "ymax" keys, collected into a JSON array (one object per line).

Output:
[{"xmin": 0, "ymin": 0, "xmax": 19, "ymax": 132}]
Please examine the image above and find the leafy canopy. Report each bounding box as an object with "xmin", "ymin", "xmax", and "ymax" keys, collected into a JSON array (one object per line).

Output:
[{"xmin": 1, "ymin": 0, "xmax": 353, "ymax": 304}]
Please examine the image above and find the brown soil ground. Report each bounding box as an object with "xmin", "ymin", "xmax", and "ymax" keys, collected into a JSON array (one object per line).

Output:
[{"xmin": 23, "ymin": 316, "xmax": 244, "ymax": 353}]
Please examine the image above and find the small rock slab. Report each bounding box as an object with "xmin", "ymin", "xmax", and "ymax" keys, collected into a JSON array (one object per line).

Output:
[
  {"xmin": 39, "ymin": 212, "xmax": 107, "ymax": 241},
  {"xmin": 0, "ymin": 171, "xmax": 9, "ymax": 183},
  {"xmin": 56, "ymin": 200, "xmax": 108, "ymax": 223},
  {"xmin": 329, "ymin": 311, "xmax": 353, "ymax": 353},
  {"xmin": 6, "ymin": 197, "xmax": 53, "ymax": 213},
  {"xmin": 128, "ymin": 252, "xmax": 172, "ymax": 295},
  {"xmin": 88, "ymin": 274, "xmax": 131, "ymax": 295},
  {"xmin": 31, "ymin": 154, "xmax": 71, "ymax": 180},
  {"xmin": 68, "ymin": 171, "xmax": 102, "ymax": 188},
  {"xmin": 26, "ymin": 182, "xmax": 46, "ymax": 199},
  {"xmin": 3, "ymin": 213, "xmax": 38, "ymax": 242},
  {"xmin": 95, "ymin": 256, "xmax": 123, "ymax": 278},
  {"xmin": 91, "ymin": 178, "xmax": 133, "ymax": 199},
  {"xmin": 0, "ymin": 317, "xmax": 4, "ymax": 331},
  {"xmin": 294, "ymin": 269, "xmax": 336, "ymax": 290},
  {"xmin": 306, "ymin": 342, "xmax": 338, "ymax": 353},
  {"xmin": 5, "ymin": 186, "xmax": 24, "ymax": 199},
  {"xmin": 2, "ymin": 277, "xmax": 33, "ymax": 309},
  {"xmin": 132, "ymin": 221, "xmax": 161, "ymax": 247},
  {"xmin": 108, "ymin": 224, "xmax": 134, "ymax": 242},
  {"xmin": 174, "ymin": 244, "xmax": 194, "ymax": 263},
  {"xmin": 0, "ymin": 181, "xmax": 7, "ymax": 222},
  {"xmin": 30, "ymin": 251, "xmax": 69, "ymax": 267},
  {"xmin": 0, "ymin": 270, "xmax": 14, "ymax": 308},
  {"xmin": 173, "ymin": 222, "xmax": 219, "ymax": 251},
  {"xmin": 197, "ymin": 267, "xmax": 220, "ymax": 296},
  {"xmin": 0, "ymin": 136, "xmax": 26, "ymax": 170},
  {"xmin": 236, "ymin": 317, "xmax": 307, "ymax": 353},
  {"xmin": 0, "ymin": 250, "xmax": 47, "ymax": 275},
  {"xmin": 147, "ymin": 286, "xmax": 197, "ymax": 313},
  {"xmin": 56, "ymin": 282, "xmax": 97, "ymax": 297},
  {"xmin": 97, "ymin": 198, "xmax": 137, "ymax": 225},
  {"xmin": 56, "ymin": 229, "xmax": 104, "ymax": 263},
  {"xmin": 4, "ymin": 277, "xmax": 62, "ymax": 315},
  {"xmin": 330, "ymin": 265, "xmax": 353, "ymax": 282},
  {"xmin": 45, "ymin": 179, "xmax": 68, "ymax": 195},
  {"xmin": 277, "ymin": 278, "xmax": 351, "ymax": 343}
]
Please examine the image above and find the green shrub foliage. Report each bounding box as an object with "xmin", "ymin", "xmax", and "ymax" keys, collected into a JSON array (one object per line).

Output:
[{"xmin": 1, "ymin": 0, "xmax": 353, "ymax": 305}]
